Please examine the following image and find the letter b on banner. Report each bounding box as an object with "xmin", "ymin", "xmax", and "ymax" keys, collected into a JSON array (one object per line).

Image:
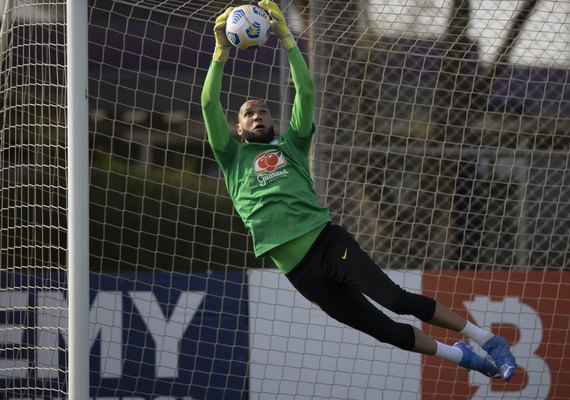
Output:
[{"xmin": 465, "ymin": 296, "xmax": 551, "ymax": 399}]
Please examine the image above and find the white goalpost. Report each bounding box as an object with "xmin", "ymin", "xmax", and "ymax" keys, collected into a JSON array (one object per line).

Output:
[
  {"xmin": 66, "ymin": 1, "xmax": 90, "ymax": 399},
  {"xmin": 1, "ymin": 0, "xmax": 569, "ymax": 399}
]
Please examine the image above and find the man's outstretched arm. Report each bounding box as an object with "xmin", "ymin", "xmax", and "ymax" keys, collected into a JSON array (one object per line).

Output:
[
  {"xmin": 287, "ymin": 47, "xmax": 314, "ymax": 138},
  {"xmin": 201, "ymin": 8, "xmax": 234, "ymax": 151},
  {"xmin": 259, "ymin": 0, "xmax": 313, "ymax": 137}
]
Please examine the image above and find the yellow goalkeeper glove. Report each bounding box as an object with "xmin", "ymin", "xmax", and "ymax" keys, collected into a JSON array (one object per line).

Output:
[
  {"xmin": 213, "ymin": 7, "xmax": 234, "ymax": 62},
  {"xmin": 258, "ymin": 0, "xmax": 296, "ymax": 51}
]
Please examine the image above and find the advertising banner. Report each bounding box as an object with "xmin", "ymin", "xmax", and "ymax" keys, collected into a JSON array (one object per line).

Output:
[
  {"xmin": 422, "ymin": 270, "xmax": 570, "ymax": 400},
  {"xmin": 249, "ymin": 269, "xmax": 570, "ymax": 400},
  {"xmin": 0, "ymin": 272, "xmax": 249, "ymax": 400},
  {"xmin": 2, "ymin": 270, "xmax": 569, "ymax": 399}
]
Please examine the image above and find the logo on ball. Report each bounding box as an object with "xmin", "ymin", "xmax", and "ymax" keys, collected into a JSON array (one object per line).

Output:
[{"xmin": 225, "ymin": 5, "xmax": 271, "ymax": 50}]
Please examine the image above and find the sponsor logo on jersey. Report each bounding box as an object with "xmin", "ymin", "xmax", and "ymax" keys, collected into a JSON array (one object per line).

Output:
[
  {"xmin": 254, "ymin": 149, "xmax": 286, "ymax": 173},
  {"xmin": 254, "ymin": 149, "xmax": 288, "ymax": 186}
]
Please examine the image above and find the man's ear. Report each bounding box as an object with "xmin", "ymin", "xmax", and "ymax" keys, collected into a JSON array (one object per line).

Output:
[{"xmin": 236, "ymin": 123, "xmax": 243, "ymax": 135}]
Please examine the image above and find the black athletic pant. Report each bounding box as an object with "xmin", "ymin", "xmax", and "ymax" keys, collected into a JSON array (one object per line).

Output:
[{"xmin": 286, "ymin": 224, "xmax": 436, "ymax": 351}]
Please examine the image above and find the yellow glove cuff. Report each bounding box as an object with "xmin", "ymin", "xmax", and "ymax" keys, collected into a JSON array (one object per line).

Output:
[
  {"xmin": 213, "ymin": 46, "xmax": 230, "ymax": 63},
  {"xmin": 280, "ymin": 31, "xmax": 296, "ymax": 51}
]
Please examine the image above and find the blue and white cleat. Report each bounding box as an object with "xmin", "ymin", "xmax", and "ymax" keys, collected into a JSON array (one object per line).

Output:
[
  {"xmin": 454, "ymin": 340, "xmax": 500, "ymax": 378},
  {"xmin": 483, "ymin": 335, "xmax": 517, "ymax": 381}
]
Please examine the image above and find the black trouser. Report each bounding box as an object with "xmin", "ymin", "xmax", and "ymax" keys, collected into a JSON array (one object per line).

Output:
[{"xmin": 286, "ymin": 224, "xmax": 436, "ymax": 351}]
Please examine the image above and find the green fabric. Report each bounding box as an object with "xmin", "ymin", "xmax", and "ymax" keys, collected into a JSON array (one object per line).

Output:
[
  {"xmin": 269, "ymin": 223, "xmax": 326, "ymax": 273},
  {"xmin": 201, "ymin": 47, "xmax": 330, "ymax": 273},
  {"xmin": 201, "ymin": 60, "xmax": 231, "ymax": 152}
]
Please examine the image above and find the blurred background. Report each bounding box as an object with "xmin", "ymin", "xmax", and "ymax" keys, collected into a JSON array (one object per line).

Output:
[{"xmin": 1, "ymin": 0, "xmax": 569, "ymax": 273}]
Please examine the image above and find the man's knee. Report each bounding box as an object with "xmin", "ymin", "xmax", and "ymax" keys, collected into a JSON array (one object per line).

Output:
[{"xmin": 390, "ymin": 291, "xmax": 436, "ymax": 322}]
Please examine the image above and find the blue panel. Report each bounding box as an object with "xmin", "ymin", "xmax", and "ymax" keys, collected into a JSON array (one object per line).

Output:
[{"xmin": 0, "ymin": 271, "xmax": 249, "ymax": 400}]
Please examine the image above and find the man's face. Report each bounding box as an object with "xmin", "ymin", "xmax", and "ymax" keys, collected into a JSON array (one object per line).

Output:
[{"xmin": 236, "ymin": 100, "xmax": 275, "ymax": 143}]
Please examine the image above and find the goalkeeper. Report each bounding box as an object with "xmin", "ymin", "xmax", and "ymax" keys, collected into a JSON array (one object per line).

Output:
[{"xmin": 201, "ymin": 0, "xmax": 516, "ymax": 381}]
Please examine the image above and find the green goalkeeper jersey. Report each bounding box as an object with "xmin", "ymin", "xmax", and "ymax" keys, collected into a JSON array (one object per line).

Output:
[{"xmin": 201, "ymin": 47, "xmax": 330, "ymax": 273}]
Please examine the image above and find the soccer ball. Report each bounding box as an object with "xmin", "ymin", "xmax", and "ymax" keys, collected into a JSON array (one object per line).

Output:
[{"xmin": 225, "ymin": 5, "xmax": 271, "ymax": 50}]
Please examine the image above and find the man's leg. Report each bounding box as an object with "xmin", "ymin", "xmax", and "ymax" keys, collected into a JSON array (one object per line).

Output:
[{"xmin": 324, "ymin": 225, "xmax": 516, "ymax": 380}]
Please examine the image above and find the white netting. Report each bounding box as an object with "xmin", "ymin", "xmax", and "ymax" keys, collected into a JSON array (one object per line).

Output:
[{"xmin": 0, "ymin": 0, "xmax": 67, "ymax": 398}]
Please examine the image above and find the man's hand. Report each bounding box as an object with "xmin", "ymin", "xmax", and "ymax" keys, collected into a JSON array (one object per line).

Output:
[
  {"xmin": 213, "ymin": 7, "xmax": 234, "ymax": 62},
  {"xmin": 258, "ymin": 0, "xmax": 296, "ymax": 51}
]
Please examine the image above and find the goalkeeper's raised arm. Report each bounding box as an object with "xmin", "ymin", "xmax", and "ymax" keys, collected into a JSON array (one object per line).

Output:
[
  {"xmin": 258, "ymin": 0, "xmax": 313, "ymax": 138},
  {"xmin": 201, "ymin": 0, "xmax": 312, "ymax": 150},
  {"xmin": 200, "ymin": 7, "xmax": 234, "ymax": 152}
]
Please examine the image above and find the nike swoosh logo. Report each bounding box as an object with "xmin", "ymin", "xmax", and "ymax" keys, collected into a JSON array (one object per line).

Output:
[{"xmin": 341, "ymin": 248, "xmax": 348, "ymax": 260}]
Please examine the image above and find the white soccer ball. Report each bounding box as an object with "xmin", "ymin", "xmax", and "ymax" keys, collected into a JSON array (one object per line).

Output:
[{"xmin": 225, "ymin": 5, "xmax": 272, "ymax": 50}]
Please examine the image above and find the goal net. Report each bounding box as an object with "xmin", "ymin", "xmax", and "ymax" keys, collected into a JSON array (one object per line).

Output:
[{"xmin": 1, "ymin": 0, "xmax": 569, "ymax": 399}]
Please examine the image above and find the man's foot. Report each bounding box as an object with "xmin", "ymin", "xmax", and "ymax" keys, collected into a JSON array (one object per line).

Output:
[
  {"xmin": 454, "ymin": 340, "xmax": 500, "ymax": 378},
  {"xmin": 482, "ymin": 335, "xmax": 517, "ymax": 381}
]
